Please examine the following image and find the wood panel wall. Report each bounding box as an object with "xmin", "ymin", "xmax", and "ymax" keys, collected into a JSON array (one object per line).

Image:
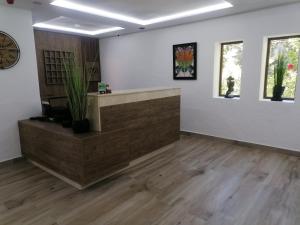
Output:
[{"xmin": 34, "ymin": 30, "xmax": 101, "ymax": 102}]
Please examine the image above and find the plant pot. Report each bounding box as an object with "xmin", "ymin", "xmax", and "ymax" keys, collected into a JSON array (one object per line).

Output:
[
  {"xmin": 224, "ymin": 95, "xmax": 234, "ymax": 99},
  {"xmin": 72, "ymin": 119, "xmax": 90, "ymax": 133},
  {"xmin": 271, "ymin": 85, "xmax": 285, "ymax": 101},
  {"xmin": 62, "ymin": 120, "xmax": 72, "ymax": 128}
]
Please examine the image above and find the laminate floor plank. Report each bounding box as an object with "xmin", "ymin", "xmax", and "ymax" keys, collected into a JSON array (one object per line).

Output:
[{"xmin": 0, "ymin": 134, "xmax": 299, "ymax": 225}]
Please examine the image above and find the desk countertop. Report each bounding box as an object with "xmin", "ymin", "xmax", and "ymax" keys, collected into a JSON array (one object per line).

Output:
[
  {"xmin": 88, "ymin": 87, "xmax": 180, "ymax": 97},
  {"xmin": 87, "ymin": 87, "xmax": 181, "ymax": 107}
]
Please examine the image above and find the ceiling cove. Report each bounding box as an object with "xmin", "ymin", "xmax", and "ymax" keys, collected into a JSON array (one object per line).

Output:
[
  {"xmin": 50, "ymin": 0, "xmax": 233, "ymax": 25},
  {"xmin": 33, "ymin": 0, "xmax": 233, "ymax": 35}
]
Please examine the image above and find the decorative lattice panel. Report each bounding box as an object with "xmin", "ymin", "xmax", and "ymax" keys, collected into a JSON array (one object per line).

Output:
[{"xmin": 43, "ymin": 50, "xmax": 74, "ymax": 85}]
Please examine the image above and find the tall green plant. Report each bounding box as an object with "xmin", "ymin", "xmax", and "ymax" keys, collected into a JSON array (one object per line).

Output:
[
  {"xmin": 63, "ymin": 62, "xmax": 90, "ymax": 121},
  {"xmin": 273, "ymin": 53, "xmax": 288, "ymax": 87}
]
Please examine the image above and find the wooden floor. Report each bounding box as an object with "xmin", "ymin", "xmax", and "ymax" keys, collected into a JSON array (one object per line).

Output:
[{"xmin": 1, "ymin": 134, "xmax": 300, "ymax": 225}]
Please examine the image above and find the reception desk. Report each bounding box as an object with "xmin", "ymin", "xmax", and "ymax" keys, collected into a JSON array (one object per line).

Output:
[
  {"xmin": 19, "ymin": 87, "xmax": 180, "ymax": 189},
  {"xmin": 87, "ymin": 87, "xmax": 180, "ymax": 132}
]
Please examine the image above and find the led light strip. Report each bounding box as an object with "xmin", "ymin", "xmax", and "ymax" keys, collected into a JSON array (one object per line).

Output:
[
  {"xmin": 51, "ymin": 0, "xmax": 144, "ymax": 25},
  {"xmin": 33, "ymin": 23, "xmax": 124, "ymax": 35},
  {"xmin": 143, "ymin": 2, "xmax": 233, "ymax": 25},
  {"xmin": 51, "ymin": 0, "xmax": 233, "ymax": 26}
]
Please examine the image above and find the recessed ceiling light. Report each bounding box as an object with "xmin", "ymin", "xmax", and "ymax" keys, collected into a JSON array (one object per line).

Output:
[
  {"xmin": 50, "ymin": 0, "xmax": 233, "ymax": 25},
  {"xmin": 33, "ymin": 23, "xmax": 124, "ymax": 35}
]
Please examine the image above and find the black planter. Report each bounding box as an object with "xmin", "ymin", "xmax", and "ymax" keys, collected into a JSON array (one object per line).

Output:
[
  {"xmin": 72, "ymin": 119, "xmax": 90, "ymax": 134},
  {"xmin": 271, "ymin": 85, "xmax": 285, "ymax": 101}
]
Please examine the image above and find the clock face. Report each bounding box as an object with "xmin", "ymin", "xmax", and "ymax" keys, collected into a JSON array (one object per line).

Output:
[{"xmin": 0, "ymin": 31, "xmax": 20, "ymax": 69}]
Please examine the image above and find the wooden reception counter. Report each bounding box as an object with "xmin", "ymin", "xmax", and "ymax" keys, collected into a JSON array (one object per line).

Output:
[{"xmin": 19, "ymin": 87, "xmax": 180, "ymax": 189}]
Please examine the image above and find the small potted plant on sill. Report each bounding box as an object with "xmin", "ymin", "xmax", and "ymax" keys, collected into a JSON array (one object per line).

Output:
[
  {"xmin": 225, "ymin": 76, "xmax": 235, "ymax": 98},
  {"xmin": 271, "ymin": 53, "xmax": 291, "ymax": 101},
  {"xmin": 64, "ymin": 62, "xmax": 91, "ymax": 133}
]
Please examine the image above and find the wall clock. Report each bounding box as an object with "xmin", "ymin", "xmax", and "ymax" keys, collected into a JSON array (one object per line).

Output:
[{"xmin": 0, "ymin": 31, "xmax": 20, "ymax": 69}]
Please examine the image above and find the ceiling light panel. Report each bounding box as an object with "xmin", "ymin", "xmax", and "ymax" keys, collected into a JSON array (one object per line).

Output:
[
  {"xmin": 51, "ymin": 0, "xmax": 233, "ymax": 25},
  {"xmin": 33, "ymin": 23, "xmax": 124, "ymax": 35},
  {"xmin": 143, "ymin": 2, "xmax": 233, "ymax": 25},
  {"xmin": 46, "ymin": 16, "xmax": 114, "ymax": 30},
  {"xmin": 51, "ymin": 0, "xmax": 145, "ymax": 24}
]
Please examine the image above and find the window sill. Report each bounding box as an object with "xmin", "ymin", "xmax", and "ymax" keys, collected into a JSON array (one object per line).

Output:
[
  {"xmin": 260, "ymin": 98, "xmax": 295, "ymax": 104},
  {"xmin": 214, "ymin": 96, "xmax": 240, "ymax": 100}
]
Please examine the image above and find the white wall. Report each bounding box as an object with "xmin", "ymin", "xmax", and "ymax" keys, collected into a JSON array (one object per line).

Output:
[
  {"xmin": 0, "ymin": 5, "xmax": 41, "ymax": 162},
  {"xmin": 100, "ymin": 3, "xmax": 300, "ymax": 152}
]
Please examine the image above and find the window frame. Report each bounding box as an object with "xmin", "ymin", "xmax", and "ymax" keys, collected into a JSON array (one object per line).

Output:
[
  {"xmin": 219, "ymin": 41, "xmax": 244, "ymax": 97},
  {"xmin": 263, "ymin": 35, "xmax": 300, "ymax": 101}
]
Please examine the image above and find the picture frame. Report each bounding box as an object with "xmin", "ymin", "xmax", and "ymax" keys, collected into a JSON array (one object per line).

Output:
[{"xmin": 173, "ymin": 42, "xmax": 197, "ymax": 80}]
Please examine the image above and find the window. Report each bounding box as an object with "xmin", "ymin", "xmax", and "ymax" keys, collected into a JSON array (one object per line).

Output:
[
  {"xmin": 264, "ymin": 35, "xmax": 300, "ymax": 100},
  {"xmin": 219, "ymin": 41, "xmax": 244, "ymax": 97}
]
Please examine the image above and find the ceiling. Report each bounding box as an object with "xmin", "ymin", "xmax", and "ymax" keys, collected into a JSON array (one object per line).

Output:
[{"xmin": 1, "ymin": 0, "xmax": 300, "ymax": 38}]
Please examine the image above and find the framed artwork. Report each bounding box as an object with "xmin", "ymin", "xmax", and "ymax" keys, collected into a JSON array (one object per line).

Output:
[{"xmin": 173, "ymin": 42, "xmax": 197, "ymax": 80}]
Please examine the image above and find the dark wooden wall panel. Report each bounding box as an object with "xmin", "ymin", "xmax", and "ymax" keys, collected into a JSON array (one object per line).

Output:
[
  {"xmin": 81, "ymin": 37, "xmax": 100, "ymax": 62},
  {"xmin": 34, "ymin": 30, "xmax": 100, "ymax": 101},
  {"xmin": 81, "ymin": 37, "xmax": 101, "ymax": 92}
]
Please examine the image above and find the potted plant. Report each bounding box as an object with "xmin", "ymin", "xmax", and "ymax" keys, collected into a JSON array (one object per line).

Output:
[
  {"xmin": 271, "ymin": 53, "xmax": 288, "ymax": 101},
  {"xmin": 225, "ymin": 76, "xmax": 235, "ymax": 98},
  {"xmin": 64, "ymin": 62, "xmax": 91, "ymax": 133}
]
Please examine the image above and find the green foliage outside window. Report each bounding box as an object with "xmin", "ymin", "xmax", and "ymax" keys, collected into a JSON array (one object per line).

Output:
[
  {"xmin": 220, "ymin": 42, "xmax": 243, "ymax": 96},
  {"xmin": 265, "ymin": 36, "xmax": 300, "ymax": 99}
]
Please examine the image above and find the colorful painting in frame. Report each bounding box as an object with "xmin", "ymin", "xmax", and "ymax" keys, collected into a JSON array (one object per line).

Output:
[{"xmin": 173, "ymin": 42, "xmax": 197, "ymax": 80}]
